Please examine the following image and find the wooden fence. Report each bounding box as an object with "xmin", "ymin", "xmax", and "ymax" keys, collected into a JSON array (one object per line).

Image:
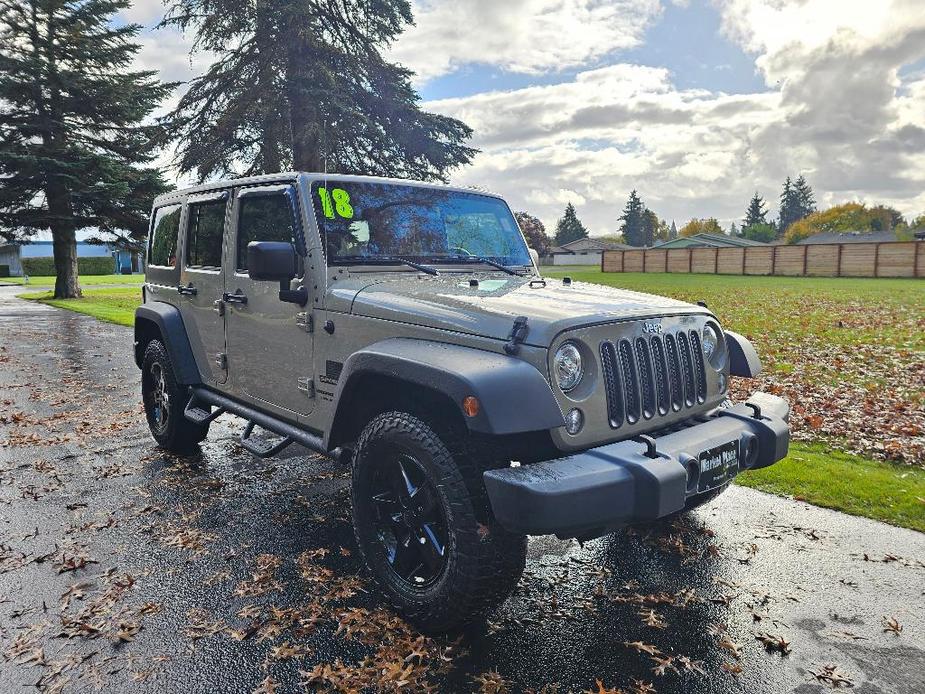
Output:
[{"xmin": 601, "ymin": 241, "xmax": 924, "ymax": 278}]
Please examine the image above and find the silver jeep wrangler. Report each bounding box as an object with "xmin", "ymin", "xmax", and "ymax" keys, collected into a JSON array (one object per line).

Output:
[{"xmin": 135, "ymin": 172, "xmax": 789, "ymax": 631}]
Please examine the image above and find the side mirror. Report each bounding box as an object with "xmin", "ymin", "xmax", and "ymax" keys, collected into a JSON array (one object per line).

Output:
[
  {"xmin": 247, "ymin": 241, "xmax": 297, "ymax": 282},
  {"xmin": 247, "ymin": 241, "xmax": 307, "ymax": 306}
]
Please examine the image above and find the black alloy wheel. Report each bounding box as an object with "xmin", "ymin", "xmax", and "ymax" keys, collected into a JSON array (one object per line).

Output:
[{"xmin": 370, "ymin": 452, "xmax": 448, "ymax": 587}]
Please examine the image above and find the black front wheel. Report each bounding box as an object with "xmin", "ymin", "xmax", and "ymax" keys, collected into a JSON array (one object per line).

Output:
[{"xmin": 351, "ymin": 411, "xmax": 526, "ymax": 632}]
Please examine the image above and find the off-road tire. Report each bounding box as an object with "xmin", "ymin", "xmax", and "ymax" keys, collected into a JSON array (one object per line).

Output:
[
  {"xmin": 351, "ymin": 411, "xmax": 527, "ymax": 632},
  {"xmin": 141, "ymin": 340, "xmax": 208, "ymax": 453}
]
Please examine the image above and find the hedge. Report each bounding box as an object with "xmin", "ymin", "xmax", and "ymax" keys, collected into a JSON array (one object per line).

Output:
[
  {"xmin": 21, "ymin": 256, "xmax": 114, "ymax": 276},
  {"xmin": 0, "ymin": 265, "xmax": 9, "ymax": 278}
]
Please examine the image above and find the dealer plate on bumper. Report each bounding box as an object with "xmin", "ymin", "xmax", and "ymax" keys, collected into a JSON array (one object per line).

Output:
[{"xmin": 698, "ymin": 440, "xmax": 739, "ymax": 492}]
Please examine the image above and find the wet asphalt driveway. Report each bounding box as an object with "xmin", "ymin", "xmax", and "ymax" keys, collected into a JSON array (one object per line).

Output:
[{"xmin": 1, "ymin": 285, "xmax": 923, "ymax": 694}]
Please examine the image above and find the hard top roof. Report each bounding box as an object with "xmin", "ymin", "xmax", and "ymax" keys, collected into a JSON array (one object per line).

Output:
[{"xmin": 152, "ymin": 172, "xmax": 503, "ymax": 207}]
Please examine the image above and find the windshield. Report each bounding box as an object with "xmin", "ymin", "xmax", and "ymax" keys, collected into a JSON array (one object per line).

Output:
[{"xmin": 310, "ymin": 180, "xmax": 531, "ymax": 268}]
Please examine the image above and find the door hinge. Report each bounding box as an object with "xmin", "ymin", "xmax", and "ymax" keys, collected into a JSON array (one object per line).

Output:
[
  {"xmin": 296, "ymin": 312, "xmax": 313, "ymax": 333},
  {"xmin": 297, "ymin": 377, "xmax": 315, "ymax": 398},
  {"xmin": 215, "ymin": 352, "xmax": 227, "ymax": 370}
]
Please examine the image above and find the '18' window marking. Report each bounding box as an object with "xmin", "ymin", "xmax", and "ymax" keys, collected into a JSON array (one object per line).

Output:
[{"xmin": 317, "ymin": 187, "xmax": 354, "ymax": 220}]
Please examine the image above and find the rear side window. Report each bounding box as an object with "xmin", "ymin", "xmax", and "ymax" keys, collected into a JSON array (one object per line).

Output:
[
  {"xmin": 185, "ymin": 199, "xmax": 227, "ymax": 269},
  {"xmin": 236, "ymin": 193, "xmax": 296, "ymax": 271},
  {"xmin": 149, "ymin": 205, "xmax": 181, "ymax": 267}
]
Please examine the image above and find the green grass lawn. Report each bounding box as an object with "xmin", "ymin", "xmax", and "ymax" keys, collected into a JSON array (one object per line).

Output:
[
  {"xmin": 18, "ymin": 286, "xmax": 141, "ymax": 327},
  {"xmin": 739, "ymin": 442, "xmax": 925, "ymax": 532},
  {"xmin": 1, "ymin": 273, "xmax": 144, "ymax": 287},
  {"xmin": 543, "ymin": 270, "xmax": 925, "ymax": 353}
]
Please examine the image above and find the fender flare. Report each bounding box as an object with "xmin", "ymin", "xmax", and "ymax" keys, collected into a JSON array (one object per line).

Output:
[
  {"xmin": 725, "ymin": 330, "xmax": 762, "ymax": 378},
  {"xmin": 134, "ymin": 302, "xmax": 201, "ymax": 385},
  {"xmin": 327, "ymin": 338, "xmax": 565, "ymax": 448}
]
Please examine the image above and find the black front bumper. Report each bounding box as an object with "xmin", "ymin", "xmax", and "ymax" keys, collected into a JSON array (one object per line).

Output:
[{"xmin": 483, "ymin": 392, "xmax": 789, "ymax": 538}]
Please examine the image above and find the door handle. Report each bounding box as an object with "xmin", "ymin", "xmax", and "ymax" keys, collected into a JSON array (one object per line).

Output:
[
  {"xmin": 222, "ymin": 291, "xmax": 247, "ymax": 305},
  {"xmin": 177, "ymin": 283, "xmax": 197, "ymax": 296}
]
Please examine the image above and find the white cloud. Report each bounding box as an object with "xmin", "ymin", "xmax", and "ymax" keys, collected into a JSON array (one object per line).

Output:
[
  {"xmin": 421, "ymin": 1, "xmax": 925, "ymax": 235},
  {"xmin": 392, "ymin": 0, "xmax": 661, "ymax": 81}
]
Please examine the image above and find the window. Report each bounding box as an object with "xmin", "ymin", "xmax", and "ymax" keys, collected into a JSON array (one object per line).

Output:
[
  {"xmin": 185, "ymin": 198, "xmax": 227, "ymax": 269},
  {"xmin": 236, "ymin": 193, "xmax": 296, "ymax": 271},
  {"xmin": 148, "ymin": 205, "xmax": 181, "ymax": 267},
  {"xmin": 310, "ymin": 181, "xmax": 531, "ymax": 267}
]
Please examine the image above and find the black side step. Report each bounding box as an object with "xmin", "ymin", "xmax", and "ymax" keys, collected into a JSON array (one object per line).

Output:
[
  {"xmin": 183, "ymin": 396, "xmax": 227, "ymax": 425},
  {"xmin": 185, "ymin": 387, "xmax": 340, "ymax": 461},
  {"xmin": 240, "ymin": 421, "xmax": 294, "ymax": 458}
]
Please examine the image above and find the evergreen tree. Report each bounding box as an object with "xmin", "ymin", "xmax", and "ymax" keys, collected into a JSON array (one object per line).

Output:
[
  {"xmin": 161, "ymin": 0, "xmax": 476, "ymax": 181},
  {"xmin": 514, "ymin": 211, "xmax": 551, "ymax": 256},
  {"xmin": 793, "ymin": 175, "xmax": 816, "ymax": 219},
  {"xmin": 641, "ymin": 208, "xmax": 658, "ymax": 247},
  {"xmin": 744, "ymin": 192, "xmax": 768, "ymax": 228},
  {"xmin": 729, "ymin": 222, "xmax": 738, "ymax": 237},
  {"xmin": 654, "ymin": 218, "xmax": 671, "ymax": 242},
  {"xmin": 777, "ymin": 176, "xmax": 800, "ymax": 236},
  {"xmin": 669, "ymin": 220, "xmax": 678, "ymax": 240},
  {"xmin": 0, "ymin": 0, "xmax": 173, "ymax": 298},
  {"xmin": 554, "ymin": 203, "xmax": 588, "ymax": 245},
  {"xmin": 619, "ymin": 190, "xmax": 646, "ymax": 246}
]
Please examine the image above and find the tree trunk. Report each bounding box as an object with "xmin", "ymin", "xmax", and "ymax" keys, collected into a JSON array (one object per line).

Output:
[
  {"xmin": 255, "ymin": 3, "xmax": 282, "ymax": 174},
  {"xmin": 46, "ymin": 182, "xmax": 81, "ymax": 298},
  {"xmin": 285, "ymin": 36, "xmax": 323, "ymax": 172},
  {"xmin": 51, "ymin": 224, "xmax": 81, "ymax": 299}
]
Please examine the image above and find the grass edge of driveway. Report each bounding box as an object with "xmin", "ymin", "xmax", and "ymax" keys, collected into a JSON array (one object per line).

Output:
[
  {"xmin": 18, "ymin": 286, "xmax": 138, "ymax": 327},
  {"xmin": 17, "ymin": 284, "xmax": 925, "ymax": 533}
]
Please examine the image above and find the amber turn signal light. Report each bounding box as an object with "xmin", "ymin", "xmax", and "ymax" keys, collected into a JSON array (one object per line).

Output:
[{"xmin": 462, "ymin": 396, "xmax": 480, "ymax": 417}]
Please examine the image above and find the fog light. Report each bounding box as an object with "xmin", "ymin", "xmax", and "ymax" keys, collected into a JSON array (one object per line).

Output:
[
  {"xmin": 462, "ymin": 396, "xmax": 480, "ymax": 417},
  {"xmin": 565, "ymin": 408, "xmax": 584, "ymax": 435},
  {"xmin": 717, "ymin": 372, "xmax": 727, "ymax": 393}
]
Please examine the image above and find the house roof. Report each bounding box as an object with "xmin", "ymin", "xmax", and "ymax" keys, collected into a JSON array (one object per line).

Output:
[
  {"xmin": 794, "ymin": 230, "xmax": 900, "ymax": 245},
  {"xmin": 548, "ymin": 237, "xmax": 632, "ymax": 254},
  {"xmin": 653, "ymin": 233, "xmax": 769, "ymax": 249}
]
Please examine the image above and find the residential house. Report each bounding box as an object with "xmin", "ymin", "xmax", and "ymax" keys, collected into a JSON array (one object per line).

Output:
[
  {"xmin": 652, "ymin": 233, "xmax": 769, "ymax": 250},
  {"xmin": 544, "ymin": 237, "xmax": 633, "ymax": 265}
]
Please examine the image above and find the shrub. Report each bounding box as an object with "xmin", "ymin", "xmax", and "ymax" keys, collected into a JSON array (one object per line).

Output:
[
  {"xmin": 741, "ymin": 223, "xmax": 776, "ymax": 243},
  {"xmin": 0, "ymin": 264, "xmax": 9, "ymax": 278},
  {"xmin": 22, "ymin": 255, "xmax": 115, "ymax": 276}
]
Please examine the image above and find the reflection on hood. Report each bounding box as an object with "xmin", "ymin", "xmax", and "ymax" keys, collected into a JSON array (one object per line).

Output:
[{"xmin": 328, "ymin": 274, "xmax": 704, "ymax": 347}]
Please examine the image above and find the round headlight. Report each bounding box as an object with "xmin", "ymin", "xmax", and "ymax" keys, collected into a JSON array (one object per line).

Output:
[
  {"xmin": 702, "ymin": 324, "xmax": 719, "ymax": 361},
  {"xmin": 554, "ymin": 342, "xmax": 583, "ymax": 392}
]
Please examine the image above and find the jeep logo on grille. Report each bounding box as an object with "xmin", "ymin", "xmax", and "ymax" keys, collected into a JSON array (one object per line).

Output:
[{"xmin": 642, "ymin": 321, "xmax": 663, "ymax": 334}]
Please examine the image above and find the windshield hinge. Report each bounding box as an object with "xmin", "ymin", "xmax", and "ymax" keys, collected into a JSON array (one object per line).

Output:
[
  {"xmin": 296, "ymin": 312, "xmax": 313, "ymax": 333},
  {"xmin": 503, "ymin": 316, "xmax": 529, "ymax": 355}
]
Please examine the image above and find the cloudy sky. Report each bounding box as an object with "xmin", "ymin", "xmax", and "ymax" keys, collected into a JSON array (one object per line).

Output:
[{"xmin": 125, "ymin": 0, "xmax": 925, "ymax": 237}]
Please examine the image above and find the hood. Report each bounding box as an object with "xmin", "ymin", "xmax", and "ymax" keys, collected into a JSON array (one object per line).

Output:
[{"xmin": 328, "ymin": 273, "xmax": 707, "ymax": 347}]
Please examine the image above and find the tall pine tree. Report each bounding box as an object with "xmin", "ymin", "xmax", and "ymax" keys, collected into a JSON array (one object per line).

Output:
[
  {"xmin": 793, "ymin": 175, "xmax": 816, "ymax": 219},
  {"xmin": 744, "ymin": 192, "xmax": 768, "ymax": 228},
  {"xmin": 0, "ymin": 0, "xmax": 172, "ymax": 298},
  {"xmin": 161, "ymin": 0, "xmax": 476, "ymax": 181},
  {"xmin": 669, "ymin": 220, "xmax": 678, "ymax": 240},
  {"xmin": 554, "ymin": 203, "xmax": 588, "ymax": 245},
  {"xmin": 619, "ymin": 190, "xmax": 645, "ymax": 246},
  {"xmin": 777, "ymin": 176, "xmax": 800, "ymax": 236}
]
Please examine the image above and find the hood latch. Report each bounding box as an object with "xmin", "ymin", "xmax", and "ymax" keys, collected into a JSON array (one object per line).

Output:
[{"xmin": 503, "ymin": 315, "xmax": 529, "ymax": 355}]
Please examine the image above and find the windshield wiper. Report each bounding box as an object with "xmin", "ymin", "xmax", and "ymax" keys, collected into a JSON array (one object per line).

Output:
[
  {"xmin": 444, "ymin": 255, "xmax": 525, "ymax": 276},
  {"xmin": 349, "ymin": 256, "xmax": 439, "ymax": 276}
]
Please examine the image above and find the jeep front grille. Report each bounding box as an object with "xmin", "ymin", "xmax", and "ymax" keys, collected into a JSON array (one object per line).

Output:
[{"xmin": 600, "ymin": 329, "xmax": 707, "ymax": 429}]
